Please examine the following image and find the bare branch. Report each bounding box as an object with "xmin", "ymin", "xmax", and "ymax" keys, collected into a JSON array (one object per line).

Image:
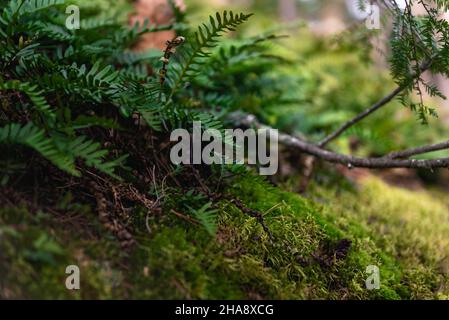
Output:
[
  {"xmin": 231, "ymin": 112, "xmax": 449, "ymax": 170},
  {"xmin": 317, "ymin": 85, "xmax": 403, "ymax": 147},
  {"xmin": 386, "ymin": 140, "xmax": 449, "ymax": 159},
  {"xmin": 318, "ymin": 58, "xmax": 434, "ymax": 148}
]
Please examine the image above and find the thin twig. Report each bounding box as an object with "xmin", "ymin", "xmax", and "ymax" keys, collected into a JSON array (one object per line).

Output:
[
  {"xmin": 318, "ymin": 58, "xmax": 434, "ymax": 147},
  {"xmin": 386, "ymin": 140, "xmax": 449, "ymax": 159},
  {"xmin": 170, "ymin": 209, "xmax": 201, "ymax": 225}
]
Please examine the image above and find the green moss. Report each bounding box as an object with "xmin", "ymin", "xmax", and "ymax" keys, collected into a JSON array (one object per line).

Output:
[
  {"xmin": 0, "ymin": 206, "xmax": 125, "ymax": 299},
  {"xmin": 310, "ymin": 176, "xmax": 449, "ymax": 299},
  {"xmin": 1, "ymin": 175, "xmax": 448, "ymax": 299}
]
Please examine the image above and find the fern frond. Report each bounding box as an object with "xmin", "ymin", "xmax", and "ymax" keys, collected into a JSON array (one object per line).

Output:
[
  {"xmin": 80, "ymin": 16, "xmax": 116, "ymax": 30},
  {"xmin": 59, "ymin": 135, "xmax": 126, "ymax": 179},
  {"xmin": 187, "ymin": 202, "xmax": 218, "ymax": 236},
  {"xmin": 166, "ymin": 11, "xmax": 253, "ymax": 101},
  {"xmin": 30, "ymin": 21, "xmax": 73, "ymax": 41},
  {"xmin": 1, "ymin": 0, "xmax": 65, "ymax": 27},
  {"xmin": 0, "ymin": 79, "xmax": 56, "ymax": 121},
  {"xmin": 71, "ymin": 115, "xmax": 121, "ymax": 130},
  {"xmin": 80, "ymin": 61, "xmax": 121, "ymax": 88},
  {"xmin": 0, "ymin": 122, "xmax": 76, "ymax": 174},
  {"xmin": 134, "ymin": 105, "xmax": 162, "ymax": 131},
  {"xmin": 0, "ymin": 123, "xmax": 126, "ymax": 178}
]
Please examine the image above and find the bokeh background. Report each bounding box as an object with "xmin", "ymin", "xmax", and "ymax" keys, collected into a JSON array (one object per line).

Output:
[{"xmin": 177, "ymin": 0, "xmax": 449, "ymax": 162}]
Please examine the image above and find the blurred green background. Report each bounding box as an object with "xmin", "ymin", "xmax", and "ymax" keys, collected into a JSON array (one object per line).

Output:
[{"xmin": 182, "ymin": 0, "xmax": 449, "ymax": 160}]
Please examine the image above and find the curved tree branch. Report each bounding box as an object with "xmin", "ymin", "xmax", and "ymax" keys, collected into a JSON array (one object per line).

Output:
[{"xmin": 231, "ymin": 112, "xmax": 449, "ymax": 170}]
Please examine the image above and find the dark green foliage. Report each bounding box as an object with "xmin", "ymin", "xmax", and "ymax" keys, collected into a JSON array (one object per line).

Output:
[
  {"xmin": 2, "ymin": 0, "xmax": 449, "ymax": 300},
  {"xmin": 388, "ymin": 1, "xmax": 449, "ymax": 123},
  {"xmin": 0, "ymin": 0, "xmax": 256, "ymax": 237},
  {"xmin": 187, "ymin": 202, "xmax": 219, "ymax": 236},
  {"xmin": 0, "ymin": 0, "xmax": 252, "ymax": 181},
  {"xmin": 165, "ymin": 11, "xmax": 253, "ymax": 102},
  {"xmin": 4, "ymin": 0, "xmax": 447, "ymax": 182},
  {"xmin": 0, "ymin": 122, "xmax": 74, "ymax": 174},
  {"xmin": 0, "ymin": 0, "xmax": 161, "ymax": 178}
]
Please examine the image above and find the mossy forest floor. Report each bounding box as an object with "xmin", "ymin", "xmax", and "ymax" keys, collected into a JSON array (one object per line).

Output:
[{"xmin": 1, "ymin": 169, "xmax": 448, "ymax": 300}]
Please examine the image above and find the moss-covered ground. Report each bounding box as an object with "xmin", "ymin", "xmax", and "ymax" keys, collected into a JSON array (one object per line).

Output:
[{"xmin": 1, "ymin": 172, "xmax": 448, "ymax": 299}]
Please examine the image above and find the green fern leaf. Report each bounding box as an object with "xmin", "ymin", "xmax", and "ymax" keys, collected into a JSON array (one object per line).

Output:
[
  {"xmin": 166, "ymin": 11, "xmax": 253, "ymax": 101},
  {"xmin": 0, "ymin": 79, "xmax": 56, "ymax": 122},
  {"xmin": 0, "ymin": 122, "xmax": 77, "ymax": 175},
  {"xmin": 61, "ymin": 136, "xmax": 126, "ymax": 179},
  {"xmin": 187, "ymin": 202, "xmax": 219, "ymax": 236}
]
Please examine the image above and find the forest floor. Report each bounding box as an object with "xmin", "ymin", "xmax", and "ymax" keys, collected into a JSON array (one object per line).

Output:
[
  {"xmin": 2, "ymin": 165, "xmax": 449, "ymax": 299},
  {"xmin": 1, "ymin": 0, "xmax": 449, "ymax": 301}
]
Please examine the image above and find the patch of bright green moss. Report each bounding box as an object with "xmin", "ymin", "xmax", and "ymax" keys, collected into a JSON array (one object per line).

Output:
[
  {"xmin": 310, "ymin": 176, "xmax": 449, "ymax": 299},
  {"xmin": 1, "ymin": 175, "xmax": 448, "ymax": 299}
]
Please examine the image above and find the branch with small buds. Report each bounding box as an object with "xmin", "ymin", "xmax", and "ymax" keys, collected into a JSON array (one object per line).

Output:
[{"xmin": 158, "ymin": 36, "xmax": 185, "ymax": 100}]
